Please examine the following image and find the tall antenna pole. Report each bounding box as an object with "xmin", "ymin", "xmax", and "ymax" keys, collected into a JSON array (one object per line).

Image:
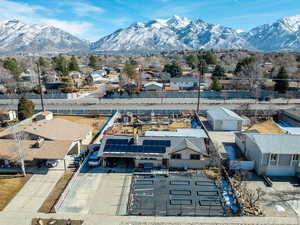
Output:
[
  {"xmin": 36, "ymin": 62, "xmax": 45, "ymax": 112},
  {"xmin": 196, "ymin": 61, "xmax": 203, "ymax": 113}
]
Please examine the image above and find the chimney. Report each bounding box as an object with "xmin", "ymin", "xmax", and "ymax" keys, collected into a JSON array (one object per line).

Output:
[{"xmin": 33, "ymin": 138, "xmax": 45, "ymax": 148}]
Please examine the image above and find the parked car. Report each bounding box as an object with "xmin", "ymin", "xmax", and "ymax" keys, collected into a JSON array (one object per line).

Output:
[
  {"xmin": 46, "ymin": 160, "xmax": 58, "ymax": 168},
  {"xmin": 88, "ymin": 151, "xmax": 100, "ymax": 167}
]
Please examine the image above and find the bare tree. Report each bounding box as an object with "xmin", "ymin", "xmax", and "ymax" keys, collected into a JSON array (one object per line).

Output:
[{"xmin": 12, "ymin": 126, "xmax": 27, "ymax": 177}]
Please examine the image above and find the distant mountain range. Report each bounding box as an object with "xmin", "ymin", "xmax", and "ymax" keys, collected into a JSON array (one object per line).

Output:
[{"xmin": 1, "ymin": 15, "xmax": 300, "ymax": 54}]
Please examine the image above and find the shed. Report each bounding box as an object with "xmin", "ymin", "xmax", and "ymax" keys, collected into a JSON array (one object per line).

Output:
[{"xmin": 207, "ymin": 107, "xmax": 243, "ymax": 131}]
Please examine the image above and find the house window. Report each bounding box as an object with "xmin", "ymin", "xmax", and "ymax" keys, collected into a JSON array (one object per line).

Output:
[
  {"xmin": 293, "ymin": 155, "xmax": 299, "ymax": 161},
  {"xmin": 270, "ymin": 154, "xmax": 278, "ymax": 166},
  {"xmin": 190, "ymin": 154, "xmax": 200, "ymax": 160},
  {"xmin": 171, "ymin": 154, "xmax": 181, "ymax": 159}
]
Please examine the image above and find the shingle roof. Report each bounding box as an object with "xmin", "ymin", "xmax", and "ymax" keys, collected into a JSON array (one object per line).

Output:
[
  {"xmin": 247, "ymin": 134, "xmax": 300, "ymax": 154},
  {"xmin": 99, "ymin": 135, "xmax": 207, "ymax": 156},
  {"xmin": 0, "ymin": 139, "xmax": 73, "ymax": 160},
  {"xmin": 207, "ymin": 107, "xmax": 243, "ymax": 121},
  {"xmin": 0, "ymin": 118, "xmax": 92, "ymax": 141}
]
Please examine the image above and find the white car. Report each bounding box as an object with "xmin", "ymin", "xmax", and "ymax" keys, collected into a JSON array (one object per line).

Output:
[{"xmin": 46, "ymin": 160, "xmax": 58, "ymax": 168}]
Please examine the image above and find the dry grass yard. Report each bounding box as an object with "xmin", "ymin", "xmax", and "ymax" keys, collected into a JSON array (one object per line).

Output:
[
  {"xmin": 0, "ymin": 174, "xmax": 32, "ymax": 211},
  {"xmin": 38, "ymin": 171, "xmax": 74, "ymax": 213}
]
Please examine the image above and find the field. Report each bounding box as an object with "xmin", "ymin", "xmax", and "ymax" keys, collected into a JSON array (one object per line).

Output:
[{"xmin": 0, "ymin": 174, "xmax": 32, "ymax": 211}]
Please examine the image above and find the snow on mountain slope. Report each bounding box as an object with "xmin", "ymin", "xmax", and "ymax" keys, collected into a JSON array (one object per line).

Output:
[
  {"xmin": 0, "ymin": 20, "xmax": 89, "ymax": 54},
  {"xmin": 246, "ymin": 15, "xmax": 300, "ymax": 51},
  {"xmin": 1, "ymin": 15, "xmax": 300, "ymax": 54},
  {"xmin": 91, "ymin": 16, "xmax": 254, "ymax": 52}
]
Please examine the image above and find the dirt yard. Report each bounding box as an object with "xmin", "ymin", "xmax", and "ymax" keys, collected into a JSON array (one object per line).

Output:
[
  {"xmin": 247, "ymin": 120, "xmax": 284, "ymax": 134},
  {"xmin": 55, "ymin": 115, "xmax": 108, "ymax": 134},
  {"xmin": 0, "ymin": 174, "xmax": 32, "ymax": 211}
]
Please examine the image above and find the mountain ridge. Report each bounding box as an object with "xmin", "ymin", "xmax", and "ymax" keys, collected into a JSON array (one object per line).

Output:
[{"xmin": 1, "ymin": 15, "xmax": 300, "ymax": 54}]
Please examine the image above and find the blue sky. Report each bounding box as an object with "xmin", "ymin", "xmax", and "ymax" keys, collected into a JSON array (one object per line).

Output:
[{"xmin": 1, "ymin": 0, "xmax": 300, "ymax": 41}]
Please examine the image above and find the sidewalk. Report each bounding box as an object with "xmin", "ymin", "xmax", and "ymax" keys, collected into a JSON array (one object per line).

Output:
[{"xmin": 4, "ymin": 170, "xmax": 64, "ymax": 213}]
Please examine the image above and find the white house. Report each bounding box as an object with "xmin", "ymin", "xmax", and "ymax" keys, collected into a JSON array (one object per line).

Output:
[
  {"xmin": 207, "ymin": 107, "xmax": 244, "ymax": 131},
  {"xmin": 144, "ymin": 82, "xmax": 163, "ymax": 91},
  {"xmin": 0, "ymin": 110, "xmax": 16, "ymax": 122},
  {"xmin": 170, "ymin": 77, "xmax": 198, "ymax": 89},
  {"xmin": 235, "ymin": 133, "xmax": 300, "ymax": 176}
]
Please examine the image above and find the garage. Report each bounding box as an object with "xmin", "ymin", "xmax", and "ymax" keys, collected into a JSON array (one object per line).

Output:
[
  {"xmin": 207, "ymin": 107, "xmax": 243, "ymax": 131},
  {"xmin": 222, "ymin": 120, "xmax": 238, "ymax": 131},
  {"xmin": 105, "ymin": 157, "xmax": 135, "ymax": 168},
  {"xmin": 266, "ymin": 166, "xmax": 295, "ymax": 176}
]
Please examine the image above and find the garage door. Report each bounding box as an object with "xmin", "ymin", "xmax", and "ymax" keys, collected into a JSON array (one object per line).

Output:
[
  {"xmin": 266, "ymin": 166, "xmax": 295, "ymax": 176},
  {"xmin": 222, "ymin": 120, "xmax": 237, "ymax": 131}
]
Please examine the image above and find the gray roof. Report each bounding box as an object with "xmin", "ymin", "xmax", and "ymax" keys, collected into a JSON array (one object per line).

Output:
[
  {"xmin": 99, "ymin": 135, "xmax": 207, "ymax": 156},
  {"xmin": 207, "ymin": 107, "xmax": 243, "ymax": 121},
  {"xmin": 247, "ymin": 134, "xmax": 300, "ymax": 154},
  {"xmin": 170, "ymin": 77, "xmax": 198, "ymax": 83}
]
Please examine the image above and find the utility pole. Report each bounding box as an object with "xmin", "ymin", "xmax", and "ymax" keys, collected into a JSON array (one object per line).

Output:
[
  {"xmin": 36, "ymin": 62, "xmax": 45, "ymax": 112},
  {"xmin": 197, "ymin": 61, "xmax": 204, "ymax": 113}
]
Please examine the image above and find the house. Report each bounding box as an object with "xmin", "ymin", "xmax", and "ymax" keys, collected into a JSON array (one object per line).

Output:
[
  {"xmin": 170, "ymin": 77, "xmax": 199, "ymax": 89},
  {"xmin": 69, "ymin": 71, "xmax": 83, "ymax": 79},
  {"xmin": 34, "ymin": 111, "xmax": 54, "ymax": 121},
  {"xmin": 278, "ymin": 108, "xmax": 300, "ymax": 127},
  {"xmin": 0, "ymin": 139, "xmax": 75, "ymax": 169},
  {"xmin": 155, "ymin": 72, "xmax": 171, "ymax": 83},
  {"xmin": 144, "ymin": 82, "xmax": 163, "ymax": 91},
  {"xmin": 0, "ymin": 116, "xmax": 93, "ymax": 153},
  {"xmin": 98, "ymin": 135, "xmax": 209, "ymax": 169},
  {"xmin": 0, "ymin": 110, "xmax": 16, "ymax": 122},
  {"xmin": 207, "ymin": 107, "xmax": 244, "ymax": 131},
  {"xmin": 86, "ymin": 70, "xmax": 107, "ymax": 84},
  {"xmin": 235, "ymin": 133, "xmax": 300, "ymax": 176},
  {"xmin": 145, "ymin": 128, "xmax": 208, "ymax": 139}
]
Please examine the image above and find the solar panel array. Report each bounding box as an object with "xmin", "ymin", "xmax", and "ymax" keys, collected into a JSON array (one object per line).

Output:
[
  {"xmin": 104, "ymin": 138, "xmax": 169, "ymax": 154},
  {"xmin": 143, "ymin": 140, "xmax": 171, "ymax": 147}
]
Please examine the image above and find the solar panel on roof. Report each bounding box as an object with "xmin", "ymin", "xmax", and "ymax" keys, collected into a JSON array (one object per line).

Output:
[
  {"xmin": 106, "ymin": 139, "xmax": 128, "ymax": 145},
  {"xmin": 143, "ymin": 140, "xmax": 171, "ymax": 147}
]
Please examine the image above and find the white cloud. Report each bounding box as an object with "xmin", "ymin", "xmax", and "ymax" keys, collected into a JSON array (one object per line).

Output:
[
  {"xmin": 40, "ymin": 19, "xmax": 93, "ymax": 37},
  {"xmin": 0, "ymin": 0, "xmax": 103, "ymax": 40},
  {"xmin": 71, "ymin": 2, "xmax": 105, "ymax": 16}
]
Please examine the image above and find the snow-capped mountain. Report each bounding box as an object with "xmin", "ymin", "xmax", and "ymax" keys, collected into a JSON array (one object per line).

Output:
[
  {"xmin": 91, "ymin": 15, "xmax": 254, "ymax": 52},
  {"xmin": 245, "ymin": 15, "xmax": 300, "ymax": 51},
  {"xmin": 1, "ymin": 15, "xmax": 300, "ymax": 54},
  {"xmin": 0, "ymin": 20, "xmax": 89, "ymax": 54}
]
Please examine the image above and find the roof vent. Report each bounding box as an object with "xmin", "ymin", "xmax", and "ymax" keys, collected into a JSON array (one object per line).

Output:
[{"xmin": 32, "ymin": 138, "xmax": 44, "ymax": 148}]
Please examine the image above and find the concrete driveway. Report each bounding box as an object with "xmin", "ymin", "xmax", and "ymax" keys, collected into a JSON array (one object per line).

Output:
[
  {"xmin": 58, "ymin": 167, "xmax": 131, "ymax": 216},
  {"xmin": 4, "ymin": 170, "xmax": 64, "ymax": 213}
]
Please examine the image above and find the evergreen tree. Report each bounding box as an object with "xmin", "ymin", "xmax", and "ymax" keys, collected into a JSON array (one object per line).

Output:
[
  {"xmin": 68, "ymin": 55, "xmax": 80, "ymax": 72},
  {"xmin": 88, "ymin": 55, "xmax": 100, "ymax": 70},
  {"xmin": 17, "ymin": 96, "xmax": 35, "ymax": 121},
  {"xmin": 163, "ymin": 61, "xmax": 182, "ymax": 78},
  {"xmin": 186, "ymin": 54, "xmax": 199, "ymax": 69},
  {"xmin": 38, "ymin": 57, "xmax": 48, "ymax": 68},
  {"xmin": 123, "ymin": 63, "xmax": 138, "ymax": 80},
  {"xmin": 274, "ymin": 66, "xmax": 289, "ymax": 93},
  {"xmin": 3, "ymin": 58, "xmax": 21, "ymax": 79},
  {"xmin": 198, "ymin": 51, "xmax": 218, "ymax": 65},
  {"xmin": 212, "ymin": 65, "xmax": 226, "ymax": 78},
  {"xmin": 52, "ymin": 55, "xmax": 69, "ymax": 76},
  {"xmin": 211, "ymin": 78, "xmax": 221, "ymax": 91}
]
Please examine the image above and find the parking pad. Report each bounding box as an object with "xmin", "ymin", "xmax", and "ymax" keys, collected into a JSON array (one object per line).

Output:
[{"xmin": 128, "ymin": 173, "xmax": 228, "ymax": 216}]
